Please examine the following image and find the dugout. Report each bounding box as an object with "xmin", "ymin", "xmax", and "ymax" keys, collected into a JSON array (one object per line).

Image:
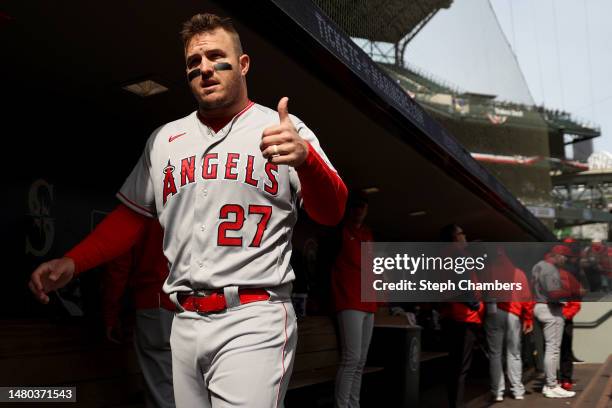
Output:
[{"xmin": 2, "ymin": 0, "xmax": 555, "ymax": 406}]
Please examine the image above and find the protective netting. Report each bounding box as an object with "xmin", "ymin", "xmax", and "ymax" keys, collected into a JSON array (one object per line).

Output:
[
  {"xmin": 403, "ymin": 0, "xmax": 535, "ymax": 104},
  {"xmin": 313, "ymin": 0, "xmax": 452, "ymax": 44},
  {"xmin": 316, "ymin": 0, "xmax": 554, "ymax": 216}
]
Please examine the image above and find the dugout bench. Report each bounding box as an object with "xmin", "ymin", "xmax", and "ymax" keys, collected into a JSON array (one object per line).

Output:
[{"xmin": 288, "ymin": 314, "xmax": 425, "ymax": 408}]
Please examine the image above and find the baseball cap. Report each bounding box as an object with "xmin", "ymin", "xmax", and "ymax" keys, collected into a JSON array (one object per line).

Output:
[{"xmin": 551, "ymin": 245, "xmax": 574, "ymax": 257}]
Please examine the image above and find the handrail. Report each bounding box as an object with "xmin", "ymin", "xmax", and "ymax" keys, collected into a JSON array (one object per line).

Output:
[{"xmin": 574, "ymin": 309, "xmax": 612, "ymax": 329}]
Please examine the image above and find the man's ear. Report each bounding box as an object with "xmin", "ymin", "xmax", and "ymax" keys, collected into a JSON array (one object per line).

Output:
[{"xmin": 239, "ymin": 54, "xmax": 250, "ymax": 76}]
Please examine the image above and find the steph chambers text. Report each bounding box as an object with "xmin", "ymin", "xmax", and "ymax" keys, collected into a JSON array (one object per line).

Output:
[{"xmin": 372, "ymin": 279, "xmax": 523, "ymax": 292}]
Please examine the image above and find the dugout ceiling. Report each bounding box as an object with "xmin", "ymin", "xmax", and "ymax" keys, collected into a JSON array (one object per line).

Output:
[{"xmin": 2, "ymin": 0, "xmax": 554, "ymax": 245}]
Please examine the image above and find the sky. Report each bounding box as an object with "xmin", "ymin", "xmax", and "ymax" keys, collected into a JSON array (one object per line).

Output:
[
  {"xmin": 491, "ymin": 0, "xmax": 612, "ymax": 154},
  {"xmin": 402, "ymin": 0, "xmax": 612, "ymax": 155}
]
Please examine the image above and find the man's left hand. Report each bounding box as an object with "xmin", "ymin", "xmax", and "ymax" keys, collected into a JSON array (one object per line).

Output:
[{"xmin": 260, "ymin": 97, "xmax": 309, "ymax": 167}]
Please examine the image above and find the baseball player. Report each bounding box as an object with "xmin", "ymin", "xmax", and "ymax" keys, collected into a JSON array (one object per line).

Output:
[
  {"xmin": 532, "ymin": 245, "xmax": 576, "ymax": 398},
  {"xmin": 483, "ymin": 249, "xmax": 534, "ymax": 401},
  {"xmin": 29, "ymin": 13, "xmax": 348, "ymax": 408},
  {"xmin": 331, "ymin": 192, "xmax": 377, "ymax": 408}
]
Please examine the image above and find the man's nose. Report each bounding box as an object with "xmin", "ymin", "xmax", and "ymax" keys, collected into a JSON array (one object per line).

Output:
[{"xmin": 199, "ymin": 59, "xmax": 215, "ymax": 76}]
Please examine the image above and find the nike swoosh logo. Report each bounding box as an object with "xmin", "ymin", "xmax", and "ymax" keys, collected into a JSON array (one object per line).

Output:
[{"xmin": 168, "ymin": 132, "xmax": 187, "ymax": 143}]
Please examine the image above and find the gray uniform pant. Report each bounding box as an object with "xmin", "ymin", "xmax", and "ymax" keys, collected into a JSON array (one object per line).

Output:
[
  {"xmin": 534, "ymin": 303, "xmax": 565, "ymax": 387},
  {"xmin": 134, "ymin": 308, "xmax": 175, "ymax": 408},
  {"xmin": 170, "ymin": 300, "xmax": 297, "ymax": 408},
  {"xmin": 485, "ymin": 309, "xmax": 524, "ymax": 397},
  {"xmin": 334, "ymin": 310, "xmax": 374, "ymax": 408}
]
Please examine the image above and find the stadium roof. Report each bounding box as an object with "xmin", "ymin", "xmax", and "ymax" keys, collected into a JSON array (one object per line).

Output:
[
  {"xmin": 553, "ymin": 170, "xmax": 612, "ymax": 187},
  {"xmin": 313, "ymin": 0, "xmax": 452, "ymax": 43},
  {"xmin": 381, "ymin": 63, "xmax": 601, "ymax": 141}
]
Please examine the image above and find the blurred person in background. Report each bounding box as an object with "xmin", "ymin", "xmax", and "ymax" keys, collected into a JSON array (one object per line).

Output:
[
  {"xmin": 483, "ymin": 248, "xmax": 534, "ymax": 401},
  {"xmin": 556, "ymin": 249, "xmax": 584, "ymax": 391},
  {"xmin": 103, "ymin": 219, "xmax": 175, "ymax": 408},
  {"xmin": 438, "ymin": 224, "xmax": 484, "ymax": 408},
  {"xmin": 559, "ymin": 301, "xmax": 581, "ymax": 391},
  {"xmin": 580, "ymin": 241, "xmax": 606, "ymax": 292},
  {"xmin": 331, "ymin": 192, "xmax": 377, "ymax": 408},
  {"xmin": 597, "ymin": 246, "xmax": 612, "ymax": 292},
  {"xmin": 532, "ymin": 245, "xmax": 576, "ymax": 399}
]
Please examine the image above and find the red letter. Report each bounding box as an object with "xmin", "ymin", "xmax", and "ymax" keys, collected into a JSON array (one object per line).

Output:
[
  {"xmin": 162, "ymin": 161, "xmax": 178, "ymax": 205},
  {"xmin": 264, "ymin": 163, "xmax": 278, "ymax": 195},
  {"xmin": 245, "ymin": 155, "xmax": 259, "ymax": 187},
  {"xmin": 203, "ymin": 153, "xmax": 218, "ymax": 179},
  {"xmin": 181, "ymin": 156, "xmax": 195, "ymax": 186},
  {"xmin": 225, "ymin": 153, "xmax": 239, "ymax": 180}
]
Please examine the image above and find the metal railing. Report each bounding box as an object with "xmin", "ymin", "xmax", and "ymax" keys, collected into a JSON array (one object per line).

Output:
[{"xmin": 574, "ymin": 309, "xmax": 612, "ymax": 329}]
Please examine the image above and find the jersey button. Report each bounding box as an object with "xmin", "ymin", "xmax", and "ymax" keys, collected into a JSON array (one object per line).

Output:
[
  {"xmin": 200, "ymin": 225, "xmax": 205, "ymax": 232},
  {"xmin": 203, "ymin": 189, "xmax": 208, "ymax": 197},
  {"xmin": 198, "ymin": 261, "xmax": 204, "ymax": 268}
]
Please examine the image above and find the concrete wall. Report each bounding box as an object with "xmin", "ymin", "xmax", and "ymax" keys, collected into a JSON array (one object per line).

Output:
[{"xmin": 573, "ymin": 301, "xmax": 612, "ymax": 363}]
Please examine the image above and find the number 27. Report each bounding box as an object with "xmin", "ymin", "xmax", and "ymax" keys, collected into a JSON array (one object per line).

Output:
[{"xmin": 217, "ymin": 204, "xmax": 272, "ymax": 247}]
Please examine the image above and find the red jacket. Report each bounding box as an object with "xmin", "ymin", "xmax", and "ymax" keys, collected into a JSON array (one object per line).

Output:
[
  {"xmin": 102, "ymin": 219, "xmax": 174, "ymax": 327},
  {"xmin": 498, "ymin": 302, "xmax": 534, "ymax": 324},
  {"xmin": 437, "ymin": 245, "xmax": 484, "ymax": 324},
  {"xmin": 557, "ymin": 268, "xmax": 582, "ymax": 320},
  {"xmin": 563, "ymin": 301, "xmax": 581, "ymax": 320},
  {"xmin": 599, "ymin": 247, "xmax": 612, "ymax": 278},
  {"xmin": 488, "ymin": 252, "xmax": 534, "ymax": 324},
  {"xmin": 558, "ymin": 266, "xmax": 583, "ymax": 300},
  {"xmin": 331, "ymin": 223, "xmax": 377, "ymax": 313},
  {"xmin": 541, "ymin": 255, "xmax": 576, "ymax": 300},
  {"xmin": 442, "ymin": 302, "xmax": 485, "ymax": 324}
]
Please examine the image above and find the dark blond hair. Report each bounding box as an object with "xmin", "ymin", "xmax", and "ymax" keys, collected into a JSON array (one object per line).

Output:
[{"xmin": 180, "ymin": 13, "xmax": 243, "ymax": 54}]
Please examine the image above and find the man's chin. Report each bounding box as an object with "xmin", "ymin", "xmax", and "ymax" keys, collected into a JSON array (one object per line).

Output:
[{"xmin": 198, "ymin": 96, "xmax": 230, "ymax": 111}]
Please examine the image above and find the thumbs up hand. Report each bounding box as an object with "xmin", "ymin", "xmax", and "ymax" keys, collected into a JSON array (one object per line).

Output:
[{"xmin": 261, "ymin": 97, "xmax": 309, "ymax": 167}]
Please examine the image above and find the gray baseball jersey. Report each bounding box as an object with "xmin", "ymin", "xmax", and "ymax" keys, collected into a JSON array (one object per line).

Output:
[
  {"xmin": 531, "ymin": 260, "xmax": 563, "ymax": 302},
  {"xmin": 117, "ymin": 101, "xmax": 337, "ymax": 295}
]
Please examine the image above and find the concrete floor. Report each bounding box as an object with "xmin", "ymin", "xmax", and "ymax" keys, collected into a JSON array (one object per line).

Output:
[{"xmin": 464, "ymin": 363, "xmax": 601, "ymax": 408}]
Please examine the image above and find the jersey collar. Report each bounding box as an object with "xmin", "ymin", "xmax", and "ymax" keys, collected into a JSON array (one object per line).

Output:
[{"xmin": 197, "ymin": 100, "xmax": 254, "ymax": 133}]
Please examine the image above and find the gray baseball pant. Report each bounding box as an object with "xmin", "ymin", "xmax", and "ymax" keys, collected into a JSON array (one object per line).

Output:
[
  {"xmin": 334, "ymin": 310, "xmax": 374, "ymax": 408},
  {"xmin": 534, "ymin": 303, "xmax": 565, "ymax": 387},
  {"xmin": 134, "ymin": 308, "xmax": 175, "ymax": 408},
  {"xmin": 485, "ymin": 308, "xmax": 524, "ymax": 397},
  {"xmin": 170, "ymin": 299, "xmax": 297, "ymax": 408}
]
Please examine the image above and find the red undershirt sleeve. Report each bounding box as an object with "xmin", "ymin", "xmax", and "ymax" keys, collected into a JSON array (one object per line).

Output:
[
  {"xmin": 296, "ymin": 142, "xmax": 348, "ymax": 226},
  {"xmin": 65, "ymin": 203, "xmax": 148, "ymax": 276}
]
